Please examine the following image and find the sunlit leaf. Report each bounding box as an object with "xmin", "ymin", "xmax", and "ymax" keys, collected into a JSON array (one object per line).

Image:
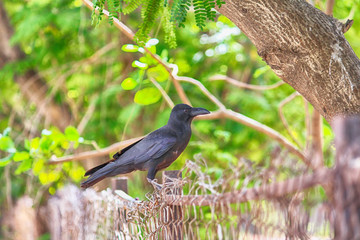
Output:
[
  {"xmin": 40, "ymin": 137, "xmax": 52, "ymax": 151},
  {"xmin": 0, "ymin": 154, "xmax": 13, "ymax": 167},
  {"xmin": 31, "ymin": 138, "xmax": 40, "ymax": 150},
  {"xmin": 41, "ymin": 129, "xmax": 52, "ymax": 136},
  {"xmin": 2, "ymin": 127, "xmax": 11, "ymax": 136},
  {"xmin": 147, "ymin": 65, "xmax": 169, "ymax": 82},
  {"xmin": 0, "ymin": 136, "xmax": 16, "ymax": 153},
  {"xmin": 253, "ymin": 66, "xmax": 269, "ymax": 78},
  {"xmin": 145, "ymin": 38, "xmax": 159, "ymax": 47},
  {"xmin": 15, "ymin": 158, "xmax": 32, "ymax": 175},
  {"xmin": 13, "ymin": 151, "xmax": 30, "ymax": 162},
  {"xmin": 24, "ymin": 139, "xmax": 30, "ymax": 150},
  {"xmin": 121, "ymin": 44, "xmax": 139, "ymax": 52},
  {"xmin": 121, "ymin": 77, "xmax": 138, "ymax": 90},
  {"xmin": 65, "ymin": 126, "xmax": 79, "ymax": 141},
  {"xmin": 134, "ymin": 87, "xmax": 162, "ymax": 105},
  {"xmin": 132, "ymin": 60, "xmax": 148, "ymax": 69},
  {"xmin": 61, "ymin": 141, "xmax": 70, "ymax": 149},
  {"xmin": 33, "ymin": 158, "xmax": 45, "ymax": 175}
]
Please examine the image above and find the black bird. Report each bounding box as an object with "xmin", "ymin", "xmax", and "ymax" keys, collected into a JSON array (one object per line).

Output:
[{"xmin": 81, "ymin": 104, "xmax": 210, "ymax": 188}]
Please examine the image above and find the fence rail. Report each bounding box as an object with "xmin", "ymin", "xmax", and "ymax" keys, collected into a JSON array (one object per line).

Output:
[{"xmin": 31, "ymin": 115, "xmax": 360, "ymax": 239}]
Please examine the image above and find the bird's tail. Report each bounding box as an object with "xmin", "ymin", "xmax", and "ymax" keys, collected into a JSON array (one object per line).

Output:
[
  {"xmin": 81, "ymin": 160, "xmax": 135, "ymax": 188},
  {"xmin": 81, "ymin": 160, "xmax": 114, "ymax": 188}
]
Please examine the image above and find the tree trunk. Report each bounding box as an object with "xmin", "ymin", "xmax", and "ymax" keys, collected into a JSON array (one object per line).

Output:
[
  {"xmin": 333, "ymin": 116, "xmax": 360, "ymax": 239},
  {"xmin": 218, "ymin": 0, "xmax": 360, "ymax": 123},
  {"xmin": 0, "ymin": 2, "xmax": 72, "ymax": 131}
]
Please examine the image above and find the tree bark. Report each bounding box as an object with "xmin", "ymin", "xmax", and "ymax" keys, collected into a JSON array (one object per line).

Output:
[
  {"xmin": 0, "ymin": 2, "xmax": 72, "ymax": 130},
  {"xmin": 218, "ymin": 0, "xmax": 360, "ymax": 123},
  {"xmin": 333, "ymin": 116, "xmax": 360, "ymax": 239}
]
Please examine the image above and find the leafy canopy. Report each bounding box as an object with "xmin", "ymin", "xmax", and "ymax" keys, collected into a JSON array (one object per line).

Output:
[{"xmin": 91, "ymin": 0, "xmax": 225, "ymax": 47}]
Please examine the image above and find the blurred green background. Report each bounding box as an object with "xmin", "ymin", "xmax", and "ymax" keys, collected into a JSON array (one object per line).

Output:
[{"xmin": 0, "ymin": 0, "xmax": 359, "ymax": 235}]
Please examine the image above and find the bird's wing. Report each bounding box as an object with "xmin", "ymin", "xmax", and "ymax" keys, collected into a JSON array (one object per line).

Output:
[
  {"xmin": 114, "ymin": 129, "xmax": 177, "ymax": 166},
  {"xmin": 112, "ymin": 138, "xmax": 143, "ymax": 159}
]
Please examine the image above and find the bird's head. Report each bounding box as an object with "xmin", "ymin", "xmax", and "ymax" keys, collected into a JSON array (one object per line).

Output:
[{"xmin": 169, "ymin": 104, "xmax": 210, "ymax": 124}]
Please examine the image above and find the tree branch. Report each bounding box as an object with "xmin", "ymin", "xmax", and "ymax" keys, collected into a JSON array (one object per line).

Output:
[
  {"xmin": 81, "ymin": 0, "xmax": 191, "ymax": 106},
  {"xmin": 278, "ymin": 92, "xmax": 302, "ymax": 148},
  {"xmin": 209, "ymin": 74, "xmax": 284, "ymax": 91},
  {"xmin": 79, "ymin": 0, "xmax": 309, "ymax": 165},
  {"xmin": 171, "ymin": 68, "xmax": 308, "ymax": 164},
  {"xmin": 217, "ymin": 0, "xmax": 360, "ymax": 122},
  {"xmin": 49, "ymin": 136, "xmax": 144, "ymax": 164}
]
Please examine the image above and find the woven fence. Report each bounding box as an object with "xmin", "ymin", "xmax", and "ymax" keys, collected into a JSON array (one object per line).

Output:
[{"xmin": 42, "ymin": 116, "xmax": 360, "ymax": 239}]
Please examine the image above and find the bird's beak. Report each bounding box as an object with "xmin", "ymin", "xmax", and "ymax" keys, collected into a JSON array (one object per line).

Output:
[{"xmin": 190, "ymin": 107, "xmax": 210, "ymax": 117}]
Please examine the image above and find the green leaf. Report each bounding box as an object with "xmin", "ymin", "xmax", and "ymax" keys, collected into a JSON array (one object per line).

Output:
[
  {"xmin": 40, "ymin": 137, "xmax": 52, "ymax": 151},
  {"xmin": 134, "ymin": 87, "xmax": 162, "ymax": 105},
  {"xmin": 2, "ymin": 127, "xmax": 11, "ymax": 136},
  {"xmin": 253, "ymin": 66, "xmax": 269, "ymax": 78},
  {"xmin": 121, "ymin": 44, "xmax": 139, "ymax": 52},
  {"xmin": 147, "ymin": 65, "xmax": 169, "ymax": 82},
  {"xmin": 33, "ymin": 158, "xmax": 45, "ymax": 175},
  {"xmin": 41, "ymin": 129, "xmax": 52, "ymax": 136},
  {"xmin": 145, "ymin": 38, "xmax": 159, "ymax": 47},
  {"xmin": 31, "ymin": 138, "xmax": 40, "ymax": 150},
  {"xmin": 24, "ymin": 139, "xmax": 30, "ymax": 151},
  {"xmin": 0, "ymin": 136, "xmax": 16, "ymax": 153},
  {"xmin": 15, "ymin": 158, "xmax": 32, "ymax": 175},
  {"xmin": 132, "ymin": 60, "xmax": 148, "ymax": 69},
  {"xmin": 121, "ymin": 77, "xmax": 138, "ymax": 90},
  {"xmin": 65, "ymin": 126, "xmax": 80, "ymax": 141},
  {"xmin": 13, "ymin": 151, "xmax": 30, "ymax": 162},
  {"xmin": 0, "ymin": 153, "xmax": 13, "ymax": 167}
]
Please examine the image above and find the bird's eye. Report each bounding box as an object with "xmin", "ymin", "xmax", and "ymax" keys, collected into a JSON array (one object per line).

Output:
[{"xmin": 184, "ymin": 109, "xmax": 189, "ymax": 113}]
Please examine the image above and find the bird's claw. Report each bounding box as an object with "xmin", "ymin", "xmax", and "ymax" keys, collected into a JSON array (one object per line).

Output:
[{"xmin": 147, "ymin": 178, "xmax": 163, "ymax": 190}]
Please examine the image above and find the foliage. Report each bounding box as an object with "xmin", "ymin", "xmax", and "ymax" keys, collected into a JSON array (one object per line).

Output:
[
  {"xmin": 92, "ymin": 0, "xmax": 225, "ymax": 46},
  {"xmin": 1, "ymin": 0, "xmax": 359, "ymax": 238},
  {"xmin": 0, "ymin": 127, "xmax": 85, "ymax": 196}
]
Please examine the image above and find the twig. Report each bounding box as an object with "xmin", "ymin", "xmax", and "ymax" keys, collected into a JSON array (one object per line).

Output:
[
  {"xmin": 223, "ymin": 109, "xmax": 308, "ymax": 163},
  {"xmin": 149, "ymin": 77, "xmax": 175, "ymax": 108},
  {"xmin": 209, "ymin": 74, "xmax": 285, "ymax": 91},
  {"xmin": 309, "ymin": 110, "xmax": 324, "ymax": 168},
  {"xmin": 5, "ymin": 165, "xmax": 13, "ymax": 211},
  {"xmin": 77, "ymin": 96, "xmax": 98, "ymax": 135},
  {"xmin": 173, "ymin": 71, "xmax": 308, "ymax": 164},
  {"xmin": 278, "ymin": 92, "xmax": 302, "ymax": 148},
  {"xmin": 325, "ymin": 0, "xmax": 335, "ymax": 15},
  {"xmin": 79, "ymin": 0, "xmax": 308, "ymax": 165},
  {"xmin": 81, "ymin": 0, "xmax": 191, "ymax": 106},
  {"xmin": 165, "ymin": 168, "xmax": 332, "ymax": 206},
  {"xmin": 29, "ymin": 42, "xmax": 116, "ymax": 134},
  {"xmin": 49, "ymin": 136, "xmax": 144, "ymax": 164}
]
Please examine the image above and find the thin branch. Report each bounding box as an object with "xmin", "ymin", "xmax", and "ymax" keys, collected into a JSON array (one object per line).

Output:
[
  {"xmin": 77, "ymin": 96, "xmax": 98, "ymax": 135},
  {"xmin": 210, "ymin": 74, "xmax": 285, "ymax": 91},
  {"xmin": 172, "ymin": 74, "xmax": 226, "ymax": 110},
  {"xmin": 29, "ymin": 42, "xmax": 116, "ymax": 134},
  {"xmin": 222, "ymin": 109, "xmax": 308, "ymax": 164},
  {"xmin": 164, "ymin": 168, "xmax": 332, "ymax": 206},
  {"xmin": 79, "ymin": 0, "xmax": 308, "ymax": 165},
  {"xmin": 149, "ymin": 77, "xmax": 175, "ymax": 108},
  {"xmin": 278, "ymin": 92, "xmax": 302, "ymax": 148},
  {"xmin": 81, "ymin": 0, "xmax": 191, "ymax": 106},
  {"xmin": 325, "ymin": 0, "xmax": 335, "ymax": 15},
  {"xmin": 308, "ymin": 110, "xmax": 324, "ymax": 168},
  {"xmin": 173, "ymin": 72, "xmax": 308, "ymax": 164},
  {"xmin": 49, "ymin": 136, "xmax": 144, "ymax": 164}
]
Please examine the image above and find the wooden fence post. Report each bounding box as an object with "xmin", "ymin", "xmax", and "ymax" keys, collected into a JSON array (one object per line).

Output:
[
  {"xmin": 162, "ymin": 171, "xmax": 183, "ymax": 240},
  {"xmin": 111, "ymin": 177, "xmax": 128, "ymax": 193},
  {"xmin": 333, "ymin": 116, "xmax": 360, "ymax": 239}
]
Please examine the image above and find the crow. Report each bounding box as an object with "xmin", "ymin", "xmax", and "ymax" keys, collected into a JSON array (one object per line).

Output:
[{"xmin": 81, "ymin": 104, "xmax": 210, "ymax": 188}]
